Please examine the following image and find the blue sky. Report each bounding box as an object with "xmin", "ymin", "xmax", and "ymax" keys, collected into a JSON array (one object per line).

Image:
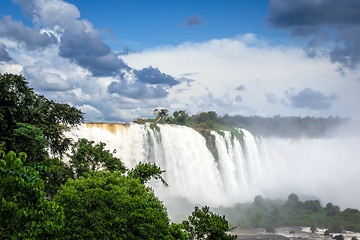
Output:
[
  {"xmin": 1, "ymin": 0, "xmax": 360, "ymax": 121},
  {"xmin": 63, "ymin": 0, "xmax": 276, "ymax": 50}
]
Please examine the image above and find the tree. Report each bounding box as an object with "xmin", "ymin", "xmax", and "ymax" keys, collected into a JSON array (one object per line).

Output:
[
  {"xmin": 172, "ymin": 110, "xmax": 191, "ymax": 126},
  {"xmin": 288, "ymin": 193, "xmax": 299, "ymax": 202},
  {"xmin": 68, "ymin": 138, "xmax": 126, "ymax": 178},
  {"xmin": 182, "ymin": 206, "xmax": 236, "ymax": 240},
  {"xmin": 12, "ymin": 123, "xmax": 48, "ymax": 163},
  {"xmin": 0, "ymin": 73, "xmax": 83, "ymax": 158},
  {"xmin": 54, "ymin": 171, "xmax": 173, "ymax": 239},
  {"xmin": 0, "ymin": 73, "xmax": 83, "ymax": 198},
  {"xmin": 0, "ymin": 151, "xmax": 65, "ymax": 239},
  {"xmin": 128, "ymin": 162, "xmax": 168, "ymax": 186},
  {"xmin": 253, "ymin": 195, "xmax": 267, "ymax": 210},
  {"xmin": 282, "ymin": 193, "xmax": 300, "ymax": 214},
  {"xmin": 304, "ymin": 200, "xmax": 321, "ymax": 213},
  {"xmin": 169, "ymin": 223, "xmax": 189, "ymax": 240},
  {"xmin": 192, "ymin": 111, "xmax": 223, "ymax": 129},
  {"xmin": 153, "ymin": 108, "xmax": 169, "ymax": 123},
  {"xmin": 326, "ymin": 203, "xmax": 340, "ymax": 216}
]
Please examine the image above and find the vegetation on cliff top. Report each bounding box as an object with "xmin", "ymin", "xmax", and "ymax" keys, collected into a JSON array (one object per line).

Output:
[{"xmin": 148, "ymin": 108, "xmax": 346, "ymax": 138}]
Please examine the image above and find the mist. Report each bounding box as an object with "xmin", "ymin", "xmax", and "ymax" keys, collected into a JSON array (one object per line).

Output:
[
  {"xmin": 66, "ymin": 121, "xmax": 360, "ymax": 222},
  {"xmin": 264, "ymin": 134, "xmax": 360, "ymax": 210}
]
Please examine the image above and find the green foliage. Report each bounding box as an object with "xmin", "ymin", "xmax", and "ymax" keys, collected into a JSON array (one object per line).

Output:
[
  {"xmin": 40, "ymin": 157, "xmax": 73, "ymax": 198},
  {"xmin": 128, "ymin": 162, "xmax": 168, "ymax": 186},
  {"xmin": 254, "ymin": 195, "xmax": 268, "ymax": 210},
  {"xmin": 54, "ymin": 171, "xmax": 172, "ymax": 240},
  {"xmin": 339, "ymin": 208, "xmax": 360, "ymax": 232},
  {"xmin": 169, "ymin": 223, "xmax": 188, "ymax": 240},
  {"xmin": 200, "ymin": 129, "xmax": 219, "ymax": 161},
  {"xmin": 68, "ymin": 138, "xmax": 126, "ymax": 178},
  {"xmin": 265, "ymin": 225, "xmax": 276, "ymax": 233},
  {"xmin": 288, "ymin": 193, "xmax": 299, "ymax": 202},
  {"xmin": 223, "ymin": 114, "xmax": 346, "ymax": 138},
  {"xmin": 328, "ymin": 224, "xmax": 344, "ymax": 233},
  {"xmin": 192, "ymin": 111, "xmax": 224, "ymax": 129},
  {"xmin": 171, "ymin": 110, "xmax": 191, "ymax": 126},
  {"xmin": 0, "ymin": 73, "xmax": 83, "ymax": 158},
  {"xmin": 0, "ymin": 73, "xmax": 83, "ymax": 199},
  {"xmin": 150, "ymin": 122, "xmax": 161, "ymax": 132},
  {"xmin": 214, "ymin": 194, "xmax": 360, "ymax": 234},
  {"xmin": 334, "ymin": 235, "xmax": 345, "ymax": 240},
  {"xmin": 0, "ymin": 151, "xmax": 65, "ymax": 239},
  {"xmin": 13, "ymin": 123, "xmax": 48, "ymax": 163},
  {"xmin": 326, "ymin": 202, "xmax": 340, "ymax": 216},
  {"xmin": 182, "ymin": 206, "xmax": 237, "ymax": 240},
  {"xmin": 153, "ymin": 108, "xmax": 169, "ymax": 123},
  {"xmin": 304, "ymin": 200, "xmax": 322, "ymax": 212}
]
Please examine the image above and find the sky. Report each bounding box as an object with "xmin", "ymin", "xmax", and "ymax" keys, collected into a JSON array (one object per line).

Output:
[{"xmin": 1, "ymin": 0, "xmax": 360, "ymax": 122}]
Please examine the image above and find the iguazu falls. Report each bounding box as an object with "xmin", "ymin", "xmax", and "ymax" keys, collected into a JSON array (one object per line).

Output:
[
  {"xmin": 65, "ymin": 121, "xmax": 360, "ymax": 221},
  {"xmin": 3, "ymin": 0, "xmax": 360, "ymax": 238}
]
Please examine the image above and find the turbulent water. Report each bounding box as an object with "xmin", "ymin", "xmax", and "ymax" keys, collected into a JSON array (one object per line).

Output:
[{"xmin": 65, "ymin": 123, "xmax": 360, "ymax": 215}]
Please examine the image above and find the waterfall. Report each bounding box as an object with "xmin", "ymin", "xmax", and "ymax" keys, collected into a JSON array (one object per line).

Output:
[
  {"xmin": 65, "ymin": 123, "xmax": 360, "ymax": 212},
  {"xmin": 66, "ymin": 123, "xmax": 275, "ymax": 206}
]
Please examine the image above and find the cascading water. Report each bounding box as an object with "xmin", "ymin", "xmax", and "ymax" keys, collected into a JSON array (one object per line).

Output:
[
  {"xmin": 65, "ymin": 123, "xmax": 276, "ymax": 206},
  {"xmin": 65, "ymin": 122, "xmax": 360, "ymax": 217}
]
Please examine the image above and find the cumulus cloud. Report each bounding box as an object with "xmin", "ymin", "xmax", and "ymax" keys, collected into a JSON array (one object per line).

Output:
[
  {"xmin": 286, "ymin": 88, "xmax": 337, "ymax": 110},
  {"xmin": 0, "ymin": 15, "xmax": 57, "ymax": 50},
  {"xmin": 124, "ymin": 36, "xmax": 360, "ymax": 118},
  {"xmin": 59, "ymin": 28, "xmax": 130, "ymax": 76},
  {"xmin": 184, "ymin": 14, "xmax": 204, "ymax": 27},
  {"xmin": 23, "ymin": 64, "xmax": 73, "ymax": 91},
  {"xmin": 188, "ymin": 92, "xmax": 244, "ymax": 116},
  {"xmin": 108, "ymin": 80, "xmax": 168, "ymax": 99},
  {"xmin": 268, "ymin": 0, "xmax": 360, "ymax": 69},
  {"xmin": 77, "ymin": 104, "xmax": 104, "ymax": 122},
  {"xmin": 134, "ymin": 66, "xmax": 180, "ymax": 86},
  {"xmin": 3, "ymin": 0, "xmax": 359, "ymax": 121},
  {"xmin": 10, "ymin": 0, "xmax": 178, "ymax": 83},
  {"xmin": 13, "ymin": 0, "xmax": 80, "ymax": 27},
  {"xmin": 12, "ymin": 0, "xmax": 130, "ymax": 76},
  {"xmin": 0, "ymin": 0, "xmax": 184, "ymax": 122},
  {"xmin": 0, "ymin": 43, "xmax": 12, "ymax": 61}
]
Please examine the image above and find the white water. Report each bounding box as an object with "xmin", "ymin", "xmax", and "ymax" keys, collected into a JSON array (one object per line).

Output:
[{"xmin": 65, "ymin": 123, "xmax": 360, "ymax": 213}]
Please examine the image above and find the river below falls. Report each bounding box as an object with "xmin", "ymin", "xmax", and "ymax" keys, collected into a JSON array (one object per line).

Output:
[{"xmin": 229, "ymin": 227, "xmax": 360, "ymax": 240}]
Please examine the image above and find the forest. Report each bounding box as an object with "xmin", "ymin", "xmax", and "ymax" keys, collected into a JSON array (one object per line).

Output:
[
  {"xmin": 0, "ymin": 73, "xmax": 235, "ymax": 239},
  {"xmin": 215, "ymin": 193, "xmax": 360, "ymax": 235}
]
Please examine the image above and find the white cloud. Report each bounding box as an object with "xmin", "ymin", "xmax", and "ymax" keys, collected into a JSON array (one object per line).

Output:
[
  {"xmin": 0, "ymin": 63, "xmax": 22, "ymax": 74},
  {"xmin": 2, "ymin": 0, "xmax": 360, "ymax": 122},
  {"xmin": 123, "ymin": 35, "xmax": 360, "ymax": 118},
  {"xmin": 3, "ymin": 32, "xmax": 360, "ymax": 121},
  {"xmin": 77, "ymin": 104, "xmax": 104, "ymax": 122}
]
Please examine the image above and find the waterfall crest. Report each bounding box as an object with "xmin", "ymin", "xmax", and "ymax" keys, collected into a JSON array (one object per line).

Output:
[{"xmin": 66, "ymin": 123, "xmax": 274, "ymax": 206}]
